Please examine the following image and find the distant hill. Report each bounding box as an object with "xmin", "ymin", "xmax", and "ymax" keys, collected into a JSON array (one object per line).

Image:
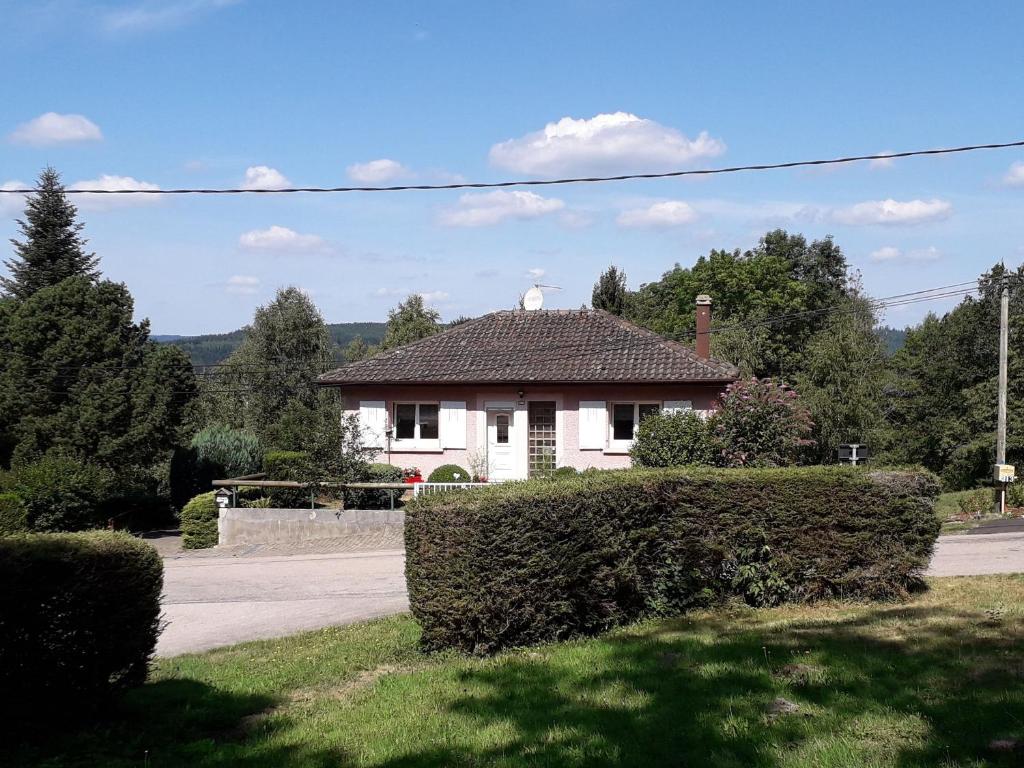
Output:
[
  {"xmin": 877, "ymin": 326, "xmax": 908, "ymax": 355},
  {"xmin": 158, "ymin": 322, "xmax": 387, "ymax": 366}
]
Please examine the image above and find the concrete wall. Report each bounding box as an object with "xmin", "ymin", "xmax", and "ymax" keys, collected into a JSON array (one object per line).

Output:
[{"xmin": 218, "ymin": 507, "xmax": 404, "ymax": 546}]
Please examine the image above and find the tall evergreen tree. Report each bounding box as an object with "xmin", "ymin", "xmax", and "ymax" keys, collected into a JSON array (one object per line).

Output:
[
  {"xmin": 591, "ymin": 265, "xmax": 628, "ymax": 315},
  {"xmin": 380, "ymin": 294, "xmax": 440, "ymax": 350},
  {"xmin": 211, "ymin": 287, "xmax": 335, "ymax": 441},
  {"xmin": 2, "ymin": 168, "xmax": 100, "ymax": 300}
]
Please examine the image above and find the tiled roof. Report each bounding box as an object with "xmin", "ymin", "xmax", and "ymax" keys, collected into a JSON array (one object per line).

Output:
[{"xmin": 318, "ymin": 310, "xmax": 738, "ymax": 385}]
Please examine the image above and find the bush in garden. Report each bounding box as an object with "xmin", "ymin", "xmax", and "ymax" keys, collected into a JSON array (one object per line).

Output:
[
  {"xmin": 957, "ymin": 488, "xmax": 991, "ymax": 518},
  {"xmin": 1007, "ymin": 481, "xmax": 1024, "ymax": 508},
  {"xmin": 4, "ymin": 455, "xmax": 114, "ymax": 531},
  {"xmin": 631, "ymin": 410, "xmax": 719, "ymax": 468},
  {"xmin": 405, "ymin": 466, "xmax": 940, "ymax": 653},
  {"xmin": 169, "ymin": 424, "xmax": 263, "ymax": 508},
  {"xmin": 180, "ymin": 491, "xmax": 219, "ymax": 549},
  {"xmin": 0, "ymin": 531, "xmax": 163, "ymax": 721},
  {"xmin": 427, "ymin": 464, "xmax": 471, "ymax": 483},
  {"xmin": 0, "ymin": 492, "xmax": 29, "ymax": 535},
  {"xmin": 714, "ymin": 377, "xmax": 815, "ymax": 467},
  {"xmin": 349, "ymin": 463, "xmax": 404, "ymax": 509},
  {"xmin": 550, "ymin": 466, "xmax": 578, "ymax": 479},
  {"xmin": 263, "ymin": 450, "xmax": 311, "ymax": 507}
]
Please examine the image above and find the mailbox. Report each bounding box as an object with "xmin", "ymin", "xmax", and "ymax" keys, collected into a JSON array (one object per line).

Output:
[{"xmin": 993, "ymin": 464, "xmax": 1016, "ymax": 483}]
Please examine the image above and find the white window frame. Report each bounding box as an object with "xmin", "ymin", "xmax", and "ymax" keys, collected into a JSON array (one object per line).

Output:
[
  {"xmin": 392, "ymin": 401, "xmax": 442, "ymax": 451},
  {"xmin": 607, "ymin": 401, "xmax": 661, "ymax": 453}
]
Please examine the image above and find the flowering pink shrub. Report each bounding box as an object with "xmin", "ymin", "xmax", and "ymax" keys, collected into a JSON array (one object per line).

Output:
[{"xmin": 714, "ymin": 377, "xmax": 815, "ymax": 467}]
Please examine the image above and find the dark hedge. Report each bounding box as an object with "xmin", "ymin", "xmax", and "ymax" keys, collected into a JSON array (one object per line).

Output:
[
  {"xmin": 0, "ymin": 531, "xmax": 163, "ymax": 720},
  {"xmin": 405, "ymin": 466, "xmax": 940, "ymax": 654}
]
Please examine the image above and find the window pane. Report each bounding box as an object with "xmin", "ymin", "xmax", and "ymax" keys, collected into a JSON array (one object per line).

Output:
[
  {"xmin": 612, "ymin": 403, "xmax": 634, "ymax": 441},
  {"xmin": 638, "ymin": 403, "xmax": 660, "ymax": 424},
  {"xmin": 395, "ymin": 404, "xmax": 416, "ymax": 439},
  {"xmin": 419, "ymin": 404, "xmax": 439, "ymax": 440},
  {"xmin": 496, "ymin": 414, "xmax": 509, "ymax": 444}
]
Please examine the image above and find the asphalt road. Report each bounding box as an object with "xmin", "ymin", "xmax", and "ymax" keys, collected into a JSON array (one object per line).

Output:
[
  {"xmin": 158, "ymin": 549, "xmax": 408, "ymax": 656},
  {"xmin": 157, "ymin": 532, "xmax": 1024, "ymax": 657}
]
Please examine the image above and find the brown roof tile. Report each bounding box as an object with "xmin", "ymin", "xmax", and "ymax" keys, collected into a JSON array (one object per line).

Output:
[{"xmin": 318, "ymin": 309, "xmax": 738, "ymax": 385}]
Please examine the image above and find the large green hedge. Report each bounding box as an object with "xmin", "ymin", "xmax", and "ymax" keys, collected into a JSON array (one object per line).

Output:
[
  {"xmin": 181, "ymin": 491, "xmax": 219, "ymax": 549},
  {"xmin": 0, "ymin": 492, "xmax": 29, "ymax": 535},
  {"xmin": 0, "ymin": 531, "xmax": 163, "ymax": 719},
  {"xmin": 405, "ymin": 466, "xmax": 940, "ymax": 653}
]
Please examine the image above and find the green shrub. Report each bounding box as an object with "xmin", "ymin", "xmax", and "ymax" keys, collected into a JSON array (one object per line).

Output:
[
  {"xmin": 181, "ymin": 491, "xmax": 219, "ymax": 549},
  {"xmin": 1007, "ymin": 482, "xmax": 1024, "ymax": 508},
  {"xmin": 550, "ymin": 466, "xmax": 578, "ymax": 479},
  {"xmin": 5, "ymin": 455, "xmax": 114, "ymax": 532},
  {"xmin": 631, "ymin": 410, "xmax": 719, "ymax": 467},
  {"xmin": 169, "ymin": 424, "xmax": 262, "ymax": 508},
  {"xmin": 941, "ymin": 438, "xmax": 993, "ymax": 491},
  {"xmin": 714, "ymin": 378, "xmax": 815, "ymax": 467},
  {"xmin": 957, "ymin": 488, "xmax": 991, "ymax": 518},
  {"xmin": 0, "ymin": 492, "xmax": 28, "ymax": 535},
  {"xmin": 0, "ymin": 531, "xmax": 162, "ymax": 721},
  {"xmin": 406, "ymin": 466, "xmax": 940, "ymax": 653},
  {"xmin": 427, "ymin": 464, "xmax": 471, "ymax": 483},
  {"xmin": 263, "ymin": 450, "xmax": 311, "ymax": 507},
  {"xmin": 349, "ymin": 463, "xmax": 404, "ymax": 509}
]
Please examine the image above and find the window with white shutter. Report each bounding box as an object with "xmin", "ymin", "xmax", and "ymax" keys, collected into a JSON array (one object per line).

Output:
[
  {"xmin": 358, "ymin": 401, "xmax": 387, "ymax": 448},
  {"xmin": 578, "ymin": 401, "xmax": 606, "ymax": 449},
  {"xmin": 439, "ymin": 401, "xmax": 467, "ymax": 449}
]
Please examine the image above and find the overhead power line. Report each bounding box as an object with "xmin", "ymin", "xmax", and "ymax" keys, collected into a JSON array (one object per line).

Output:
[{"xmin": 1, "ymin": 140, "xmax": 1023, "ymax": 195}]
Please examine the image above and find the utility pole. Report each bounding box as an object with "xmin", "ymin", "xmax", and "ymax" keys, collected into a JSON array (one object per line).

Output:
[{"xmin": 996, "ymin": 281, "xmax": 1009, "ymax": 515}]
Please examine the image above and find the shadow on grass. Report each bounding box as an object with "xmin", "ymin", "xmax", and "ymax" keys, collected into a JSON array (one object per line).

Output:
[
  {"xmin": 2, "ymin": 678, "xmax": 346, "ymax": 768},
  {"xmin": 379, "ymin": 604, "xmax": 1024, "ymax": 768}
]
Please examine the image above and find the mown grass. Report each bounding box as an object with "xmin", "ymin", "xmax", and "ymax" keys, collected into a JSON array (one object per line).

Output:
[{"xmin": 7, "ymin": 576, "xmax": 1024, "ymax": 767}]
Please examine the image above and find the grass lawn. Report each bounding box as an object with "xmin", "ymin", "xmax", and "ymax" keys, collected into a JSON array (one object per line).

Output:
[
  {"xmin": 935, "ymin": 490, "xmax": 1001, "ymax": 534},
  {"xmin": 8, "ymin": 575, "xmax": 1024, "ymax": 767}
]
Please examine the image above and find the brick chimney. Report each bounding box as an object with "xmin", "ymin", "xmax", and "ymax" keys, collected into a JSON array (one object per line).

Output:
[{"xmin": 695, "ymin": 295, "xmax": 712, "ymax": 358}]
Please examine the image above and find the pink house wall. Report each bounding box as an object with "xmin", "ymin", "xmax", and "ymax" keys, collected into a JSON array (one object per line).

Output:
[{"xmin": 338, "ymin": 382, "xmax": 725, "ymax": 479}]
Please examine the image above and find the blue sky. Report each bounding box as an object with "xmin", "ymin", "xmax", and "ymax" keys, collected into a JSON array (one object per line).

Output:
[{"xmin": 1, "ymin": 0, "xmax": 1022, "ymax": 335}]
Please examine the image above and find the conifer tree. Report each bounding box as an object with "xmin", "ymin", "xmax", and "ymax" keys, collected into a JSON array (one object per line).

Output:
[
  {"xmin": 2, "ymin": 168, "xmax": 99, "ymax": 300},
  {"xmin": 591, "ymin": 265, "xmax": 628, "ymax": 315}
]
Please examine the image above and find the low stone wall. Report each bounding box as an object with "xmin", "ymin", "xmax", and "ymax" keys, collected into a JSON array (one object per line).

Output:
[{"xmin": 218, "ymin": 507, "xmax": 405, "ymax": 547}]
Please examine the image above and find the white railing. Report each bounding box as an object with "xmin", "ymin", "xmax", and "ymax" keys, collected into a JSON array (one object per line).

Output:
[{"xmin": 413, "ymin": 482, "xmax": 489, "ymax": 498}]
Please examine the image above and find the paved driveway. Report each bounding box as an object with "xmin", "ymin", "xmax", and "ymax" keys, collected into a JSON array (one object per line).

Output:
[
  {"xmin": 157, "ymin": 532, "xmax": 1024, "ymax": 657},
  {"xmin": 158, "ymin": 549, "xmax": 407, "ymax": 656}
]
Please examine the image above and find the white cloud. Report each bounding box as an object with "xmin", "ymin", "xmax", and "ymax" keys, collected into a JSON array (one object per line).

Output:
[
  {"xmin": 103, "ymin": 0, "xmax": 240, "ymax": 33},
  {"xmin": 346, "ymin": 158, "xmax": 409, "ymax": 183},
  {"xmin": 238, "ymin": 225, "xmax": 324, "ymax": 251},
  {"xmin": 832, "ymin": 198, "xmax": 952, "ymax": 226},
  {"xmin": 0, "ymin": 181, "xmax": 29, "ymax": 214},
  {"xmin": 1003, "ymin": 161, "xmax": 1024, "ymax": 187},
  {"xmin": 68, "ymin": 175, "xmax": 162, "ymax": 209},
  {"xmin": 526, "ymin": 268, "xmax": 546, "ymax": 280},
  {"xmin": 241, "ymin": 165, "xmax": 291, "ymax": 190},
  {"xmin": 869, "ymin": 245, "xmax": 941, "ymax": 262},
  {"xmin": 617, "ymin": 200, "xmax": 698, "ymax": 228},
  {"xmin": 8, "ymin": 113, "xmax": 102, "ymax": 146},
  {"xmin": 225, "ymin": 275, "xmax": 260, "ymax": 295},
  {"xmin": 869, "ymin": 151, "xmax": 896, "ymax": 169},
  {"xmin": 489, "ymin": 112, "xmax": 725, "ymax": 176},
  {"xmin": 418, "ymin": 290, "xmax": 449, "ymax": 304},
  {"xmin": 439, "ymin": 190, "xmax": 564, "ymax": 227}
]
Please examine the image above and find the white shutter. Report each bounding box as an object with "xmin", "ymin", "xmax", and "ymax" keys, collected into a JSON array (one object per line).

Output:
[
  {"xmin": 578, "ymin": 401, "xmax": 607, "ymax": 449},
  {"xmin": 663, "ymin": 400, "xmax": 693, "ymax": 414},
  {"xmin": 439, "ymin": 401, "xmax": 467, "ymax": 449},
  {"xmin": 358, "ymin": 401, "xmax": 387, "ymax": 448}
]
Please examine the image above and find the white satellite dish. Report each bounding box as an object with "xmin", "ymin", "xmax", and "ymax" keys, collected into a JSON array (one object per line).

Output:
[{"xmin": 523, "ymin": 285, "xmax": 544, "ymax": 311}]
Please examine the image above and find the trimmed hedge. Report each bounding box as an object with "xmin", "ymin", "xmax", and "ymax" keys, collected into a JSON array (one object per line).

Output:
[
  {"xmin": 349, "ymin": 463, "xmax": 404, "ymax": 509},
  {"xmin": 181, "ymin": 491, "xmax": 219, "ymax": 549},
  {"xmin": 4, "ymin": 455, "xmax": 114, "ymax": 532},
  {"xmin": 405, "ymin": 466, "xmax": 941, "ymax": 653},
  {"xmin": 0, "ymin": 531, "xmax": 163, "ymax": 720},
  {"xmin": 427, "ymin": 464, "xmax": 471, "ymax": 483},
  {"xmin": 0, "ymin": 492, "xmax": 29, "ymax": 535},
  {"xmin": 263, "ymin": 450, "xmax": 310, "ymax": 508}
]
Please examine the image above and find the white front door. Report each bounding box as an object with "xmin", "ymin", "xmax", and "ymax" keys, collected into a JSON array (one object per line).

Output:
[{"xmin": 487, "ymin": 410, "xmax": 516, "ymax": 481}]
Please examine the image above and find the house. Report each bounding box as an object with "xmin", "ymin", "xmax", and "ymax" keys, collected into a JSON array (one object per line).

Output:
[{"xmin": 317, "ymin": 297, "xmax": 738, "ymax": 481}]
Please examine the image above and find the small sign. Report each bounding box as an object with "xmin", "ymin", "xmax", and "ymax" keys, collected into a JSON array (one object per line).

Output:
[
  {"xmin": 215, "ymin": 489, "xmax": 232, "ymax": 509},
  {"xmin": 838, "ymin": 444, "xmax": 870, "ymax": 465},
  {"xmin": 994, "ymin": 463, "xmax": 1016, "ymax": 483}
]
